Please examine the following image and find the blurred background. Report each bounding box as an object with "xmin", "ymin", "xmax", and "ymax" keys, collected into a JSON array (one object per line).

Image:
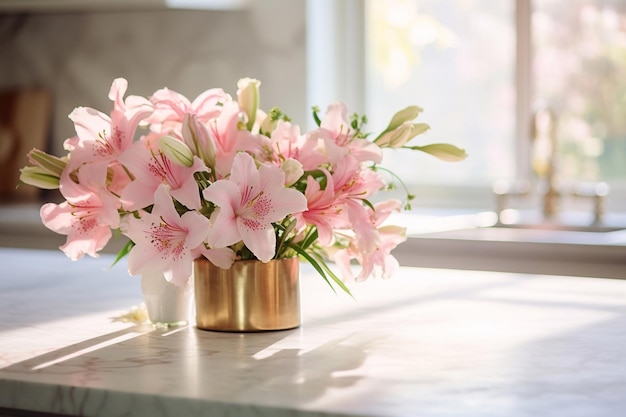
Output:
[
  {"xmin": 0, "ymin": 0, "xmax": 306, "ymax": 205},
  {"xmin": 1, "ymin": 0, "xmax": 625, "ymax": 259}
]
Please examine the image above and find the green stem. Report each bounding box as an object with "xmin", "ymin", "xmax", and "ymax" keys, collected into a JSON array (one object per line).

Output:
[{"xmin": 372, "ymin": 165, "xmax": 414, "ymax": 206}]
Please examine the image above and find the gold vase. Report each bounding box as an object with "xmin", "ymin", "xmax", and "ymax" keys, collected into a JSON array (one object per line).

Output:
[{"xmin": 193, "ymin": 257, "xmax": 301, "ymax": 332}]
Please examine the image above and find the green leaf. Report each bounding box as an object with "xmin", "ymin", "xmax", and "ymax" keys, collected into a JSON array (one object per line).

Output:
[
  {"xmin": 300, "ymin": 228, "xmax": 319, "ymax": 250},
  {"xmin": 362, "ymin": 198, "xmax": 375, "ymax": 211},
  {"xmin": 288, "ymin": 243, "xmax": 336, "ymax": 294},
  {"xmin": 312, "ymin": 106, "xmax": 322, "ymax": 127},
  {"xmin": 275, "ymin": 218, "xmax": 297, "ymax": 257},
  {"xmin": 311, "ymin": 251, "xmax": 354, "ymax": 298},
  {"xmin": 407, "ymin": 143, "xmax": 468, "ymax": 162},
  {"xmin": 288, "ymin": 243, "xmax": 353, "ymax": 298},
  {"xmin": 110, "ymin": 239, "xmax": 134, "ymax": 269}
]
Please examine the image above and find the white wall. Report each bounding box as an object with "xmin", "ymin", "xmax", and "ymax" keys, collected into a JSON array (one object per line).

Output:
[{"xmin": 0, "ymin": 1, "xmax": 306, "ymax": 156}]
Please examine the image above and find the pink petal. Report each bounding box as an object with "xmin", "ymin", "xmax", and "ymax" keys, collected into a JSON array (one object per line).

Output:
[
  {"xmin": 191, "ymin": 88, "xmax": 228, "ymax": 118},
  {"xmin": 117, "ymin": 141, "xmax": 155, "ymax": 184},
  {"xmin": 202, "ymin": 180, "xmax": 240, "ymax": 211},
  {"xmin": 163, "ymin": 251, "xmax": 194, "ymax": 287},
  {"xmin": 153, "ymin": 184, "xmax": 180, "ymax": 225},
  {"xmin": 264, "ymin": 187, "xmax": 308, "ymax": 222},
  {"xmin": 121, "ymin": 180, "xmax": 158, "ymax": 211},
  {"xmin": 40, "ymin": 202, "xmax": 73, "ymax": 234},
  {"xmin": 108, "ymin": 78, "xmax": 128, "ymax": 103},
  {"xmin": 62, "ymin": 225, "xmax": 112, "ymax": 260},
  {"xmin": 127, "ymin": 237, "xmax": 168, "ymax": 276},
  {"xmin": 169, "ymin": 159, "xmax": 206, "ymax": 210},
  {"xmin": 256, "ymin": 161, "xmax": 287, "ymax": 194},
  {"xmin": 350, "ymin": 139, "xmax": 383, "ymax": 164},
  {"xmin": 206, "ymin": 207, "xmax": 240, "ymax": 249},
  {"xmin": 69, "ymin": 107, "xmax": 112, "ymax": 145},
  {"xmin": 321, "ymin": 102, "xmax": 350, "ymax": 136},
  {"xmin": 237, "ymin": 221, "xmax": 276, "ymax": 262},
  {"xmin": 229, "ymin": 152, "xmax": 261, "ymax": 191},
  {"xmin": 180, "ymin": 210, "xmax": 211, "ymax": 248},
  {"xmin": 198, "ymin": 247, "xmax": 236, "ymax": 269}
]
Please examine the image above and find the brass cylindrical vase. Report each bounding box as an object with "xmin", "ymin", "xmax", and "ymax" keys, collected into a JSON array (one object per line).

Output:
[{"xmin": 194, "ymin": 257, "xmax": 301, "ymax": 332}]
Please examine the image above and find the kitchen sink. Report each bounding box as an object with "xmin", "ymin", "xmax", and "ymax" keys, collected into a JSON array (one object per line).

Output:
[
  {"xmin": 491, "ymin": 222, "xmax": 624, "ymax": 233},
  {"xmin": 391, "ymin": 211, "xmax": 626, "ymax": 279}
]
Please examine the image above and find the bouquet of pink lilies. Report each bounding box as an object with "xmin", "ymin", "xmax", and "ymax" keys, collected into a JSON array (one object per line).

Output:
[{"xmin": 20, "ymin": 77, "xmax": 466, "ymax": 293}]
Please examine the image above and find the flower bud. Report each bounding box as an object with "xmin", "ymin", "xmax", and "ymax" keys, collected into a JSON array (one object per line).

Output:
[
  {"xmin": 257, "ymin": 109, "xmax": 274, "ymax": 135},
  {"xmin": 412, "ymin": 143, "xmax": 468, "ymax": 161},
  {"xmin": 237, "ymin": 78, "xmax": 261, "ymax": 131},
  {"xmin": 27, "ymin": 149, "xmax": 67, "ymax": 176},
  {"xmin": 158, "ymin": 136, "xmax": 194, "ymax": 167},
  {"xmin": 374, "ymin": 105, "xmax": 423, "ymax": 143},
  {"xmin": 281, "ymin": 158, "xmax": 304, "ymax": 186},
  {"xmin": 182, "ymin": 113, "xmax": 216, "ymax": 169},
  {"xmin": 376, "ymin": 124, "xmax": 412, "ymax": 148},
  {"xmin": 375, "ymin": 122, "xmax": 429, "ymax": 148},
  {"xmin": 19, "ymin": 166, "xmax": 60, "ymax": 189},
  {"xmin": 385, "ymin": 106, "xmax": 423, "ymax": 131}
]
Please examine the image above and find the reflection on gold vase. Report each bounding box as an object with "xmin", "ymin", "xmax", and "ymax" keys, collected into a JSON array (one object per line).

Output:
[{"xmin": 194, "ymin": 257, "xmax": 300, "ymax": 332}]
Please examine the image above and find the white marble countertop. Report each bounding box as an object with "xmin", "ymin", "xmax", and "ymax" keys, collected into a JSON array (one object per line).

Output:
[{"xmin": 2, "ymin": 248, "xmax": 626, "ymax": 416}]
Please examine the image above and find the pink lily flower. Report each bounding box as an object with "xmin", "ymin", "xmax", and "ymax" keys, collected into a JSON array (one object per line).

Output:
[
  {"xmin": 207, "ymin": 101, "xmax": 267, "ymax": 178},
  {"xmin": 309, "ymin": 102, "xmax": 383, "ymax": 165},
  {"xmin": 265, "ymin": 120, "xmax": 303, "ymax": 163},
  {"xmin": 299, "ymin": 128, "xmax": 348, "ymax": 170},
  {"xmin": 40, "ymin": 162, "xmax": 121, "ymax": 260},
  {"xmin": 328, "ymin": 155, "xmax": 386, "ymax": 252},
  {"xmin": 349, "ymin": 199, "xmax": 403, "ymax": 255},
  {"xmin": 332, "ymin": 155, "xmax": 384, "ymax": 202},
  {"xmin": 369, "ymin": 199, "xmax": 404, "ymax": 227},
  {"xmin": 203, "ymin": 152, "xmax": 308, "ymax": 262},
  {"xmin": 119, "ymin": 138, "xmax": 208, "ymax": 211},
  {"xmin": 68, "ymin": 78, "xmax": 153, "ymax": 166},
  {"xmin": 293, "ymin": 169, "xmax": 346, "ymax": 246},
  {"xmin": 148, "ymin": 86, "xmax": 229, "ymax": 136},
  {"xmin": 124, "ymin": 185, "xmax": 210, "ymax": 287},
  {"xmin": 333, "ymin": 199, "xmax": 406, "ymax": 282},
  {"xmin": 333, "ymin": 225, "xmax": 406, "ymax": 282}
]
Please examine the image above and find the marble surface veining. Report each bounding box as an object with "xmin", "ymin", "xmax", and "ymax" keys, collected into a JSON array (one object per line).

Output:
[{"xmin": 2, "ymin": 248, "xmax": 626, "ymax": 416}]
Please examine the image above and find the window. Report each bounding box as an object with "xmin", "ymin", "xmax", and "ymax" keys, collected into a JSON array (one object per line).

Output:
[
  {"xmin": 533, "ymin": 0, "xmax": 626, "ymax": 184},
  {"xmin": 308, "ymin": 0, "xmax": 626, "ymax": 213},
  {"xmin": 366, "ymin": 0, "xmax": 515, "ymax": 188}
]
